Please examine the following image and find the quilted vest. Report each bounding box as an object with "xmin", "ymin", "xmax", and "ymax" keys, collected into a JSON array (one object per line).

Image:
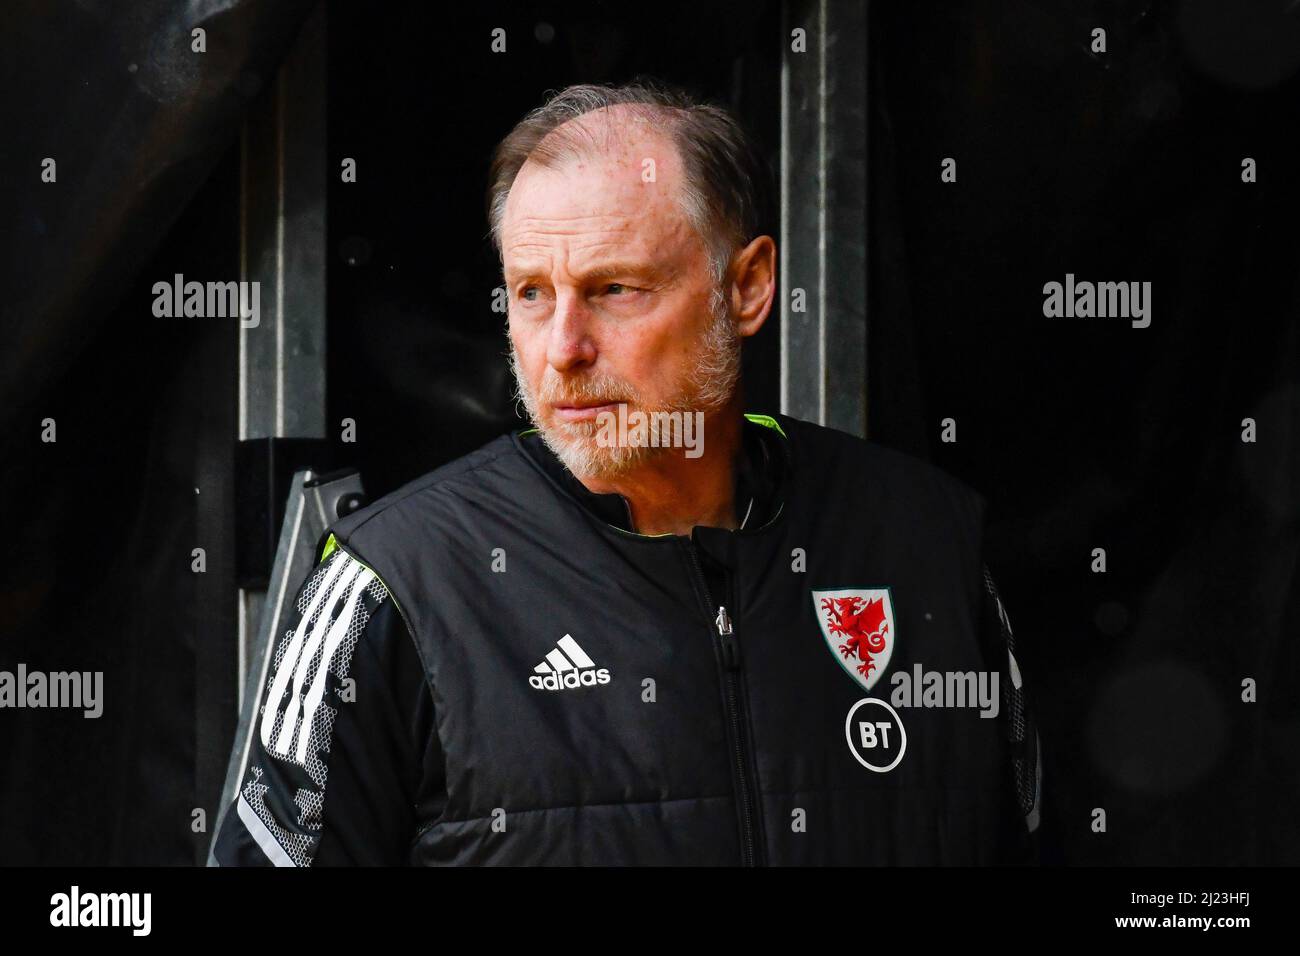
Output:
[{"xmin": 324, "ymin": 412, "xmax": 1016, "ymax": 864}]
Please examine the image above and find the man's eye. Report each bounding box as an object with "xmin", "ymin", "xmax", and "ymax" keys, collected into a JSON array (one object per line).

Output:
[
  {"xmin": 520, "ymin": 286, "xmax": 539, "ymax": 301},
  {"xmin": 605, "ymin": 283, "xmax": 630, "ymax": 295}
]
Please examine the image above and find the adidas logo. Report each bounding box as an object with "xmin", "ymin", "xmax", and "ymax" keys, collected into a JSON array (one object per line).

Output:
[{"xmin": 529, "ymin": 634, "xmax": 611, "ymax": 691}]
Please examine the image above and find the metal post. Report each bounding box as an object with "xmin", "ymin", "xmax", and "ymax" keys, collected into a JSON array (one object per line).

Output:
[
  {"xmin": 237, "ymin": 3, "xmax": 328, "ymax": 708},
  {"xmin": 780, "ymin": 0, "xmax": 869, "ymax": 436}
]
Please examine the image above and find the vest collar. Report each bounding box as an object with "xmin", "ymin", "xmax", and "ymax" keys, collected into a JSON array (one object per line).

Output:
[{"xmin": 514, "ymin": 412, "xmax": 789, "ymax": 537}]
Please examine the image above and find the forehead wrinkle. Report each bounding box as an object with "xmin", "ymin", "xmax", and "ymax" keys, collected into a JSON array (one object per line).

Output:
[
  {"xmin": 504, "ymin": 244, "xmax": 663, "ymax": 282},
  {"xmin": 504, "ymin": 217, "xmax": 698, "ymax": 285},
  {"xmin": 502, "ymin": 153, "xmax": 699, "ymax": 276},
  {"xmin": 504, "ymin": 233, "xmax": 642, "ymax": 264},
  {"xmin": 504, "ymin": 218, "xmax": 652, "ymax": 259},
  {"xmin": 505, "ymin": 213, "xmax": 634, "ymax": 238}
]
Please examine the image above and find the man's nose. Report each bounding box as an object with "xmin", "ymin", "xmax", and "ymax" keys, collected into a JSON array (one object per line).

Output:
[{"xmin": 546, "ymin": 290, "xmax": 597, "ymax": 372}]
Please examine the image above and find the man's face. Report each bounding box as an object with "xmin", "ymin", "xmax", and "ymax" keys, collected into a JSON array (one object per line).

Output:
[{"xmin": 501, "ymin": 113, "xmax": 739, "ymax": 480}]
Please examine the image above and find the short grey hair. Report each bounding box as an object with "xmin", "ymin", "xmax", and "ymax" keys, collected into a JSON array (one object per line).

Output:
[{"xmin": 486, "ymin": 78, "xmax": 773, "ymax": 295}]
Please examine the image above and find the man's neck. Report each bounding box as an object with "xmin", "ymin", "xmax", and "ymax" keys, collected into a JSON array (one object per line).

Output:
[{"xmin": 576, "ymin": 399, "xmax": 745, "ymax": 537}]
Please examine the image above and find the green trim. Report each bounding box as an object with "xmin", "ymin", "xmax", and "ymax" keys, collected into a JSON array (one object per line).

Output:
[
  {"xmin": 321, "ymin": 535, "xmax": 409, "ymax": 627},
  {"xmin": 517, "ymin": 427, "xmax": 539, "ymax": 437},
  {"xmin": 743, "ymin": 412, "xmax": 786, "ymax": 438}
]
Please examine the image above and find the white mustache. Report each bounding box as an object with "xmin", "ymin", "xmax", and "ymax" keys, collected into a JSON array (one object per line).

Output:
[{"xmin": 538, "ymin": 379, "xmax": 640, "ymax": 409}]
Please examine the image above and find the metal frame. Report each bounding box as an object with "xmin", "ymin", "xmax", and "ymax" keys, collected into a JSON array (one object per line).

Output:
[
  {"xmin": 237, "ymin": 3, "xmax": 328, "ymax": 706},
  {"xmin": 207, "ymin": 3, "xmax": 331, "ymax": 862},
  {"xmin": 780, "ymin": 0, "xmax": 869, "ymax": 436}
]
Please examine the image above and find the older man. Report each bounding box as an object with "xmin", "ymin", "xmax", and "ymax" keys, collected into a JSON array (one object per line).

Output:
[{"xmin": 213, "ymin": 80, "xmax": 1041, "ymax": 866}]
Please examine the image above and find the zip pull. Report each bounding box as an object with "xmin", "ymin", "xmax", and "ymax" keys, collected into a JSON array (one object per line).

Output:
[{"xmin": 716, "ymin": 605, "xmax": 741, "ymax": 669}]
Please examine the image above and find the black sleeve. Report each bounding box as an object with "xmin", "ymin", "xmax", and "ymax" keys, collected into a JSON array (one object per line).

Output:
[
  {"xmin": 212, "ymin": 548, "xmax": 442, "ymax": 866},
  {"xmin": 978, "ymin": 562, "xmax": 1044, "ymax": 865}
]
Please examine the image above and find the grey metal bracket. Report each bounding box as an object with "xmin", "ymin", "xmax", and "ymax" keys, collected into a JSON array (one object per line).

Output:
[{"xmin": 207, "ymin": 467, "xmax": 365, "ymax": 866}]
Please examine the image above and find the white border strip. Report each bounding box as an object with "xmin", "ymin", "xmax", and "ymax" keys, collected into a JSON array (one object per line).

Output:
[{"xmin": 237, "ymin": 792, "xmax": 297, "ymax": 868}]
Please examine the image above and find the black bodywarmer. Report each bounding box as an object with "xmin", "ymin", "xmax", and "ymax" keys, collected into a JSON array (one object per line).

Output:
[{"xmin": 213, "ymin": 412, "xmax": 1041, "ymax": 866}]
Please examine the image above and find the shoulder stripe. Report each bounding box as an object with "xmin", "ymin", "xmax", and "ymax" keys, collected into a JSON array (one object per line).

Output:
[
  {"xmin": 260, "ymin": 552, "xmax": 354, "ymax": 752},
  {"xmin": 238, "ymin": 550, "xmax": 392, "ymax": 866}
]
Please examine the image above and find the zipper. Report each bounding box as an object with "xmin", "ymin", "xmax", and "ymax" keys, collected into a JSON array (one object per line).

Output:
[
  {"xmin": 715, "ymin": 606, "xmax": 739, "ymax": 667},
  {"xmin": 683, "ymin": 540, "xmax": 761, "ymax": 866}
]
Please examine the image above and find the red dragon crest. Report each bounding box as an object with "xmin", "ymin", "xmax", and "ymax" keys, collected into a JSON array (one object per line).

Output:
[{"xmin": 820, "ymin": 595, "xmax": 890, "ymax": 678}]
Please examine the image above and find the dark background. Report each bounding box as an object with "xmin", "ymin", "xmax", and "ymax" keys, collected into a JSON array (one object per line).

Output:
[{"xmin": 0, "ymin": 0, "xmax": 1296, "ymax": 865}]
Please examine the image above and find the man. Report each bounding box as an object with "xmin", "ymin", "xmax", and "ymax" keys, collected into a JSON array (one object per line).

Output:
[{"xmin": 213, "ymin": 80, "xmax": 1041, "ymax": 866}]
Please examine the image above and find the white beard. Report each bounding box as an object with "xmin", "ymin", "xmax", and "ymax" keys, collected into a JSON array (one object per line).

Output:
[{"xmin": 508, "ymin": 300, "xmax": 741, "ymax": 480}]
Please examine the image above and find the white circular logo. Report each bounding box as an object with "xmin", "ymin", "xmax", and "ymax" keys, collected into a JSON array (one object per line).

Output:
[{"xmin": 844, "ymin": 697, "xmax": 907, "ymax": 772}]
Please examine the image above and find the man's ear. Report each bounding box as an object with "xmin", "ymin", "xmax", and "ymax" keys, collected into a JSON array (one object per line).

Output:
[{"xmin": 728, "ymin": 235, "xmax": 777, "ymax": 339}]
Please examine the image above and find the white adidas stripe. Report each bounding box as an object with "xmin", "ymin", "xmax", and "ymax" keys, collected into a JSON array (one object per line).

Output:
[
  {"xmin": 296, "ymin": 567, "xmax": 373, "ymax": 762},
  {"xmin": 533, "ymin": 634, "xmax": 596, "ymax": 673},
  {"xmin": 544, "ymin": 648, "xmax": 573, "ymax": 673},
  {"xmin": 260, "ymin": 554, "xmax": 352, "ymax": 750},
  {"xmin": 557, "ymin": 634, "xmax": 594, "ymax": 667},
  {"xmin": 261, "ymin": 553, "xmax": 374, "ymax": 763}
]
